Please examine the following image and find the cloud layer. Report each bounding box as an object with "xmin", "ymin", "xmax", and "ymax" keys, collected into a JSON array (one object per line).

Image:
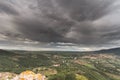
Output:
[{"xmin": 0, "ymin": 0, "xmax": 120, "ymax": 50}]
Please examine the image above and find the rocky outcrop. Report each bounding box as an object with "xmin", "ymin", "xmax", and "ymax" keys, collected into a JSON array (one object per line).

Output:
[
  {"xmin": 0, "ymin": 72, "xmax": 17, "ymax": 80},
  {"xmin": 0, "ymin": 70, "xmax": 46, "ymax": 80}
]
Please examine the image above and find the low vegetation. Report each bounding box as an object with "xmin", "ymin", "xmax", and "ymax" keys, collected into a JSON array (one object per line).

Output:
[{"xmin": 0, "ymin": 50, "xmax": 120, "ymax": 80}]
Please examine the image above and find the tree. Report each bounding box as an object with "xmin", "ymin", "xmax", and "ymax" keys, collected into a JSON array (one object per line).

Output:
[
  {"xmin": 48, "ymin": 73, "xmax": 65, "ymax": 80},
  {"xmin": 65, "ymin": 73, "xmax": 76, "ymax": 80}
]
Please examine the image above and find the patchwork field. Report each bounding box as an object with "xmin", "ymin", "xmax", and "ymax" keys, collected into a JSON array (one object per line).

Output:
[{"xmin": 0, "ymin": 49, "xmax": 120, "ymax": 80}]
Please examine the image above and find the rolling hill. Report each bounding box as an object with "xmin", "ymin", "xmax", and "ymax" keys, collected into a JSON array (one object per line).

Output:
[{"xmin": 0, "ymin": 48, "xmax": 119, "ymax": 80}]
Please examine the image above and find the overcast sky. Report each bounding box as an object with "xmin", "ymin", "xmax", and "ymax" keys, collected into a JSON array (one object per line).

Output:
[{"xmin": 0, "ymin": 0, "xmax": 120, "ymax": 51}]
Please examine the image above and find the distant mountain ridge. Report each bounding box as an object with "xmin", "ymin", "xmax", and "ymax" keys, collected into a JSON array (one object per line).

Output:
[
  {"xmin": 95, "ymin": 47, "xmax": 120, "ymax": 55},
  {"xmin": 0, "ymin": 47, "xmax": 120, "ymax": 55},
  {"xmin": 0, "ymin": 49, "xmax": 16, "ymax": 56}
]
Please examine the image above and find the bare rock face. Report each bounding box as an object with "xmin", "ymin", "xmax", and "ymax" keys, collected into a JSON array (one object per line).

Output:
[
  {"xmin": 0, "ymin": 71, "xmax": 46, "ymax": 80},
  {"xmin": 0, "ymin": 72, "xmax": 17, "ymax": 80}
]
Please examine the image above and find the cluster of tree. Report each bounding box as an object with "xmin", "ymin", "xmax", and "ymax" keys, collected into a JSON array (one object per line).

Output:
[{"xmin": 48, "ymin": 73, "xmax": 88, "ymax": 80}]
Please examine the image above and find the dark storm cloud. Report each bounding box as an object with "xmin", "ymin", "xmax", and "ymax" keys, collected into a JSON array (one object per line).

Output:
[
  {"xmin": 14, "ymin": 18, "xmax": 66, "ymax": 42},
  {"xmin": 0, "ymin": 2, "xmax": 19, "ymax": 15},
  {"xmin": 13, "ymin": 0, "xmax": 120, "ymax": 45},
  {"xmin": 56, "ymin": 0, "xmax": 114, "ymax": 21},
  {"xmin": 1, "ymin": 0, "xmax": 120, "ymax": 48}
]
